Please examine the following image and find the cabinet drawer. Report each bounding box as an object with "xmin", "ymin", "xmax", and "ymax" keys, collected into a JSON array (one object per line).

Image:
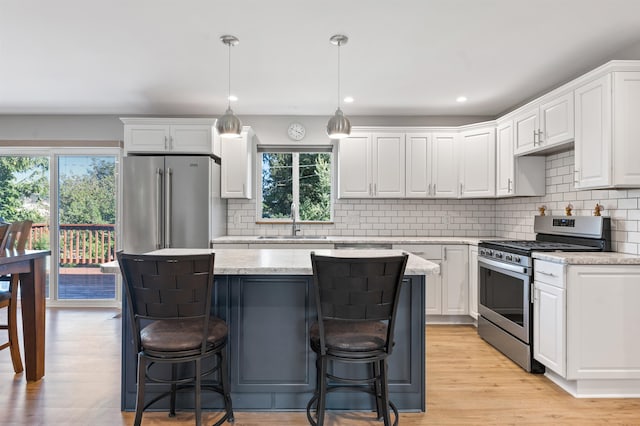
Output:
[
  {"xmin": 393, "ymin": 244, "xmax": 441, "ymax": 259},
  {"xmin": 534, "ymin": 260, "xmax": 565, "ymax": 287}
]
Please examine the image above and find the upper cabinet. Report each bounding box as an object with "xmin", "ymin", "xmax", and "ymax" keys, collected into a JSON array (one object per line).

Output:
[
  {"xmin": 405, "ymin": 132, "xmax": 458, "ymax": 198},
  {"xmin": 338, "ymin": 131, "xmax": 405, "ymax": 198},
  {"xmin": 574, "ymin": 71, "xmax": 640, "ymax": 189},
  {"xmin": 221, "ymin": 127, "xmax": 257, "ymax": 199},
  {"xmin": 513, "ymin": 91, "xmax": 574, "ymax": 156},
  {"xmin": 458, "ymin": 126, "xmax": 495, "ymax": 198},
  {"xmin": 496, "ymin": 119, "xmax": 545, "ymax": 197},
  {"xmin": 122, "ymin": 118, "xmax": 216, "ymax": 155}
]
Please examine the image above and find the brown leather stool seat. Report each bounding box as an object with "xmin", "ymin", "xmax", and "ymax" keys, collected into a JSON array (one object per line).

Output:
[{"xmin": 141, "ymin": 317, "xmax": 228, "ymax": 354}]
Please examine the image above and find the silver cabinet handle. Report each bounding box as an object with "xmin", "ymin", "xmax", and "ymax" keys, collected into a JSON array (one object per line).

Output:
[
  {"xmin": 508, "ymin": 178, "xmax": 512, "ymax": 193},
  {"xmin": 373, "ymin": 183, "xmax": 377, "ymax": 196},
  {"xmin": 165, "ymin": 167, "xmax": 173, "ymax": 248},
  {"xmin": 459, "ymin": 183, "xmax": 463, "ymax": 195},
  {"xmin": 533, "ymin": 129, "xmax": 538, "ymax": 145},
  {"xmin": 537, "ymin": 129, "xmax": 543, "ymax": 143},
  {"xmin": 538, "ymin": 270, "xmax": 555, "ymax": 277},
  {"xmin": 164, "ymin": 135, "xmax": 169, "ymax": 150},
  {"xmin": 433, "ymin": 183, "xmax": 436, "ymax": 195},
  {"xmin": 443, "ymin": 247, "xmax": 448, "ymax": 261},
  {"xmin": 574, "ymin": 169, "xmax": 580, "ymax": 184},
  {"xmin": 428, "ymin": 183, "xmax": 432, "ymax": 196},
  {"xmin": 155, "ymin": 168, "xmax": 163, "ymax": 249},
  {"xmin": 169, "ymin": 136, "xmax": 174, "ymax": 151}
]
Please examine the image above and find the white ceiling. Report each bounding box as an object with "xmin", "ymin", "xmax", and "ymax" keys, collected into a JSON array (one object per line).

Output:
[{"xmin": 2, "ymin": 0, "xmax": 640, "ymax": 117}]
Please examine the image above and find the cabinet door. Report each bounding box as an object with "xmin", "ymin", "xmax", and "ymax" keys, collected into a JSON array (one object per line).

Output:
[
  {"xmin": 221, "ymin": 132, "xmax": 252, "ymax": 198},
  {"xmin": 441, "ymin": 245, "xmax": 468, "ymax": 315},
  {"xmin": 431, "ymin": 133, "xmax": 459, "ymax": 198},
  {"xmin": 170, "ymin": 124, "xmax": 214, "ymax": 154},
  {"xmin": 533, "ymin": 281, "xmax": 566, "ymax": 376},
  {"xmin": 425, "ymin": 261, "xmax": 442, "ymax": 315},
  {"xmin": 405, "ymin": 133, "xmax": 431, "ymax": 198},
  {"xmin": 496, "ymin": 120, "xmax": 514, "ymax": 197},
  {"xmin": 124, "ymin": 124, "xmax": 170, "ymax": 153},
  {"xmin": 372, "ymin": 133, "xmax": 405, "ymax": 197},
  {"xmin": 338, "ymin": 133, "xmax": 372, "ymax": 198},
  {"xmin": 459, "ymin": 127, "xmax": 495, "ymax": 198},
  {"xmin": 513, "ymin": 107, "xmax": 539, "ymax": 155},
  {"xmin": 612, "ymin": 72, "xmax": 640, "ymax": 187},
  {"xmin": 574, "ymin": 75, "xmax": 612, "ymax": 189},
  {"xmin": 539, "ymin": 92, "xmax": 574, "ymax": 147},
  {"xmin": 468, "ymin": 246, "xmax": 479, "ymax": 320}
]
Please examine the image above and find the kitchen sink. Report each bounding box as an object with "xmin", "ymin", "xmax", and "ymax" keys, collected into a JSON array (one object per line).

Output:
[{"xmin": 258, "ymin": 235, "xmax": 328, "ymax": 240}]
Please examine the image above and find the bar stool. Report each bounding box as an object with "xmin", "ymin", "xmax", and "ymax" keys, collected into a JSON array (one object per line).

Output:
[
  {"xmin": 0, "ymin": 220, "xmax": 34, "ymax": 374},
  {"xmin": 117, "ymin": 252, "xmax": 234, "ymax": 426},
  {"xmin": 307, "ymin": 252, "xmax": 408, "ymax": 426}
]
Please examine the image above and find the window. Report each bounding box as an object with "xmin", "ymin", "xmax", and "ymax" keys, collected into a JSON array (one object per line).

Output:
[{"xmin": 259, "ymin": 147, "xmax": 333, "ymax": 222}]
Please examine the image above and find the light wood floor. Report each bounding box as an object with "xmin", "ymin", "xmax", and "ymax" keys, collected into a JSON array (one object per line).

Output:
[{"xmin": 1, "ymin": 308, "xmax": 639, "ymax": 425}]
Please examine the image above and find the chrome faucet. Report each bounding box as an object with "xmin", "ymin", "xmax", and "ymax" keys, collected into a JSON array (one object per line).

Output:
[{"xmin": 291, "ymin": 202, "xmax": 301, "ymax": 236}]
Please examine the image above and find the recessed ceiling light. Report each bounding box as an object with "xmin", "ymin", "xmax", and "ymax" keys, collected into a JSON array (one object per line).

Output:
[
  {"xmin": 343, "ymin": 96, "xmax": 354, "ymax": 103},
  {"xmin": 228, "ymin": 95, "xmax": 238, "ymax": 102},
  {"xmin": 456, "ymin": 96, "xmax": 467, "ymax": 103}
]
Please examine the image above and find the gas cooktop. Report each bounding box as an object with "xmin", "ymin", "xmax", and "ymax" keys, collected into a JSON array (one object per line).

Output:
[{"xmin": 480, "ymin": 240, "xmax": 602, "ymax": 253}]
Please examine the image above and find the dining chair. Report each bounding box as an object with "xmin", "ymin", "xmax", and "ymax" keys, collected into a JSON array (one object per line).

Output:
[
  {"xmin": 0, "ymin": 220, "xmax": 34, "ymax": 373},
  {"xmin": 117, "ymin": 251, "xmax": 234, "ymax": 426},
  {"xmin": 307, "ymin": 252, "xmax": 408, "ymax": 426}
]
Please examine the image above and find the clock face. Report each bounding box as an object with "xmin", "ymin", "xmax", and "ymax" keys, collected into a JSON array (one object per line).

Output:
[{"xmin": 287, "ymin": 122, "xmax": 306, "ymax": 141}]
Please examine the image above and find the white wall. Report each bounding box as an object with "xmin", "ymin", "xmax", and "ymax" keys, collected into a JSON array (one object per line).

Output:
[{"xmin": 0, "ymin": 115, "xmax": 123, "ymax": 140}]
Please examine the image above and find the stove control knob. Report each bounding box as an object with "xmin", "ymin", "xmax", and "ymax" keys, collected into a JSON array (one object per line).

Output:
[
  {"xmin": 505, "ymin": 254, "xmax": 513, "ymax": 261},
  {"xmin": 479, "ymin": 249, "xmax": 486, "ymax": 256},
  {"xmin": 514, "ymin": 256, "xmax": 521, "ymax": 263},
  {"xmin": 495, "ymin": 252, "xmax": 503, "ymax": 259},
  {"xmin": 488, "ymin": 250, "xmax": 494, "ymax": 256}
]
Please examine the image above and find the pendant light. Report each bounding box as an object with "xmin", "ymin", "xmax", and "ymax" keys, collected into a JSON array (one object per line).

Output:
[
  {"xmin": 326, "ymin": 34, "xmax": 351, "ymax": 139},
  {"xmin": 216, "ymin": 35, "xmax": 243, "ymax": 138}
]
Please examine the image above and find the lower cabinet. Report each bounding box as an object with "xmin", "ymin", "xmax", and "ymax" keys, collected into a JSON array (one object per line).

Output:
[
  {"xmin": 394, "ymin": 244, "xmax": 468, "ymax": 319},
  {"xmin": 468, "ymin": 245, "xmax": 479, "ymax": 320},
  {"xmin": 533, "ymin": 260, "xmax": 640, "ymax": 397}
]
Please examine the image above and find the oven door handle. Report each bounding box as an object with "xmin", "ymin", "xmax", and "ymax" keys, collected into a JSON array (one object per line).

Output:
[{"xmin": 478, "ymin": 257, "xmax": 528, "ymax": 275}]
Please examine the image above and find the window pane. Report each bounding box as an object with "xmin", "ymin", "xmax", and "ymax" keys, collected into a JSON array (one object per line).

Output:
[
  {"xmin": 58, "ymin": 156, "xmax": 117, "ymax": 300},
  {"xmin": 261, "ymin": 153, "xmax": 293, "ymax": 219},
  {"xmin": 299, "ymin": 153, "xmax": 331, "ymax": 221}
]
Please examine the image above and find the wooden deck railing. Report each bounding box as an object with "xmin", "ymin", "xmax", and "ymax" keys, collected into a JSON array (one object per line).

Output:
[{"xmin": 29, "ymin": 223, "xmax": 116, "ymax": 265}]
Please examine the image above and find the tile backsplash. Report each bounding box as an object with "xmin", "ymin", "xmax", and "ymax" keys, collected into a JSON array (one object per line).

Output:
[{"xmin": 227, "ymin": 148, "xmax": 640, "ymax": 254}]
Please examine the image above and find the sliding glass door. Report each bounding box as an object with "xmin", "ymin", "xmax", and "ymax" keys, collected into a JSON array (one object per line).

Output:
[{"xmin": 0, "ymin": 148, "xmax": 120, "ymax": 306}]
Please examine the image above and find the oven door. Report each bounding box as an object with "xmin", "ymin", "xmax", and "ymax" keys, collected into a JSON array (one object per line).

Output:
[{"xmin": 478, "ymin": 257, "xmax": 531, "ymax": 344}]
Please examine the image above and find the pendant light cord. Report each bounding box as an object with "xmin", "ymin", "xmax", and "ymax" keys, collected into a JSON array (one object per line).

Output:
[
  {"xmin": 227, "ymin": 42, "xmax": 232, "ymax": 110},
  {"xmin": 337, "ymin": 40, "xmax": 341, "ymax": 109}
]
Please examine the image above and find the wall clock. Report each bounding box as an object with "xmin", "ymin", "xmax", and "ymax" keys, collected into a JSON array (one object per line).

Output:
[{"xmin": 287, "ymin": 122, "xmax": 306, "ymax": 141}]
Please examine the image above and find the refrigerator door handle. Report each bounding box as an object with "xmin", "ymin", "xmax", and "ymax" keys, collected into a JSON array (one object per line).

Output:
[
  {"xmin": 165, "ymin": 167, "xmax": 173, "ymax": 248},
  {"xmin": 155, "ymin": 168, "xmax": 163, "ymax": 249}
]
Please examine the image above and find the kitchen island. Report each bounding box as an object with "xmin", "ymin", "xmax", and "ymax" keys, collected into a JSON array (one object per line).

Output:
[{"xmin": 106, "ymin": 248, "xmax": 439, "ymax": 412}]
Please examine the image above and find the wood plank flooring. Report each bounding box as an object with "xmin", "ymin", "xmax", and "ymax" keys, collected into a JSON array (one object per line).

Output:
[{"xmin": 1, "ymin": 308, "xmax": 639, "ymax": 425}]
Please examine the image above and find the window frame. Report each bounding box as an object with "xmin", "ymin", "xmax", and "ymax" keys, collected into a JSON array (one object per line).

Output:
[{"xmin": 256, "ymin": 146, "xmax": 334, "ymax": 223}]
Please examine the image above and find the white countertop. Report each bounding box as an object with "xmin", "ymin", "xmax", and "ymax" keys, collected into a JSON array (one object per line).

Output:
[
  {"xmin": 212, "ymin": 235, "xmax": 503, "ymax": 246},
  {"xmin": 533, "ymin": 251, "xmax": 640, "ymax": 265},
  {"xmin": 102, "ymin": 248, "xmax": 440, "ymax": 276}
]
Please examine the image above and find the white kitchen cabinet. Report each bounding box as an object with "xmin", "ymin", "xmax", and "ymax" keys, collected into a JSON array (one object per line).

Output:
[
  {"xmin": 468, "ymin": 246, "xmax": 478, "ymax": 320},
  {"xmin": 533, "ymin": 259, "xmax": 567, "ymax": 378},
  {"xmin": 338, "ymin": 131, "xmax": 405, "ymax": 198},
  {"xmin": 221, "ymin": 127, "xmax": 256, "ymax": 199},
  {"xmin": 394, "ymin": 244, "xmax": 468, "ymax": 318},
  {"xmin": 431, "ymin": 132, "xmax": 459, "ymax": 198},
  {"xmin": 574, "ymin": 72, "xmax": 640, "ymax": 189},
  {"xmin": 122, "ymin": 118, "xmax": 216, "ymax": 155},
  {"xmin": 533, "ymin": 259, "xmax": 640, "ymax": 397},
  {"xmin": 513, "ymin": 91, "xmax": 574, "ymax": 156},
  {"xmin": 405, "ymin": 132, "xmax": 458, "ymax": 198},
  {"xmin": 459, "ymin": 126, "xmax": 495, "ymax": 198},
  {"xmin": 496, "ymin": 119, "xmax": 546, "ymax": 197}
]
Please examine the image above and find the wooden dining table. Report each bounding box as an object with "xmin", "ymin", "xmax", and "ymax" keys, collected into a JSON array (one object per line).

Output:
[{"xmin": 1, "ymin": 249, "xmax": 50, "ymax": 381}]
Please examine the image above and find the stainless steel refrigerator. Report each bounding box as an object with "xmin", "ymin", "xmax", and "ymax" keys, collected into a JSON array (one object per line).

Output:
[{"xmin": 122, "ymin": 155, "xmax": 227, "ymax": 253}]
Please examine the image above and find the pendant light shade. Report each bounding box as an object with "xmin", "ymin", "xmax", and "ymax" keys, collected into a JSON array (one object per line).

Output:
[
  {"xmin": 217, "ymin": 35, "xmax": 243, "ymax": 139},
  {"xmin": 327, "ymin": 34, "xmax": 351, "ymax": 139},
  {"xmin": 326, "ymin": 107, "xmax": 351, "ymax": 139}
]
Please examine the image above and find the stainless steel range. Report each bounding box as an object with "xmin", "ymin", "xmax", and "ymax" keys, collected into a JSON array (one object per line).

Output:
[{"xmin": 477, "ymin": 216, "xmax": 611, "ymax": 373}]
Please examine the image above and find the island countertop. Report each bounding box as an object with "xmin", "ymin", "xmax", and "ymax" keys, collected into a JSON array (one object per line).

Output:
[{"xmin": 102, "ymin": 248, "xmax": 440, "ymax": 276}]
